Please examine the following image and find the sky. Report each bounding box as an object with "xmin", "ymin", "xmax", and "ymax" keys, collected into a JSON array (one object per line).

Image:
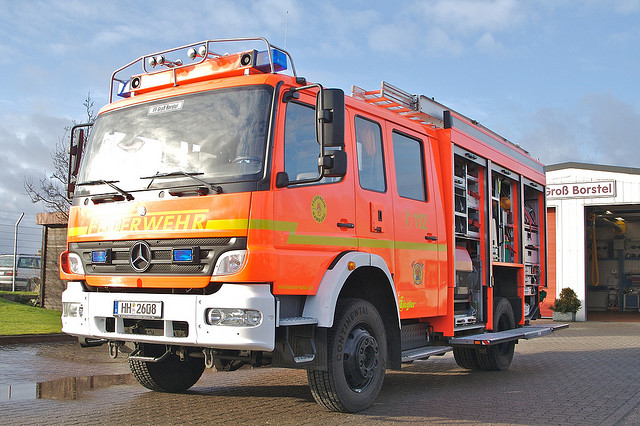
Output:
[{"xmin": 0, "ymin": 0, "xmax": 639, "ymax": 225}]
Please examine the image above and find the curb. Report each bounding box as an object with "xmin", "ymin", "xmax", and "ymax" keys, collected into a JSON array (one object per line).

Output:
[{"xmin": 0, "ymin": 333, "xmax": 77, "ymax": 346}]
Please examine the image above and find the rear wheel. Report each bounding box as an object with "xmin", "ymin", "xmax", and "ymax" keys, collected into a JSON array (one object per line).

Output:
[
  {"xmin": 477, "ymin": 298, "xmax": 516, "ymax": 371},
  {"xmin": 453, "ymin": 347, "xmax": 480, "ymax": 369},
  {"xmin": 129, "ymin": 344, "xmax": 205, "ymax": 393},
  {"xmin": 307, "ymin": 298, "xmax": 387, "ymax": 413}
]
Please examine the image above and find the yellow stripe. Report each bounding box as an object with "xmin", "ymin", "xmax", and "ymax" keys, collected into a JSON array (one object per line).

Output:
[
  {"xmin": 70, "ymin": 216, "xmax": 446, "ymax": 253},
  {"xmin": 205, "ymin": 219, "xmax": 249, "ymax": 230},
  {"xmin": 68, "ymin": 227, "xmax": 88, "ymax": 237}
]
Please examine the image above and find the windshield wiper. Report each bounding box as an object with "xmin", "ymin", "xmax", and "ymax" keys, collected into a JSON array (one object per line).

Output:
[
  {"xmin": 77, "ymin": 180, "xmax": 134, "ymax": 201},
  {"xmin": 140, "ymin": 171, "xmax": 223, "ymax": 194}
]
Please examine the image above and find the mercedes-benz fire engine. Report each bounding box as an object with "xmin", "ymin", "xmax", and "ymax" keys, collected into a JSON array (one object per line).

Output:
[{"xmin": 61, "ymin": 37, "xmax": 565, "ymax": 412}]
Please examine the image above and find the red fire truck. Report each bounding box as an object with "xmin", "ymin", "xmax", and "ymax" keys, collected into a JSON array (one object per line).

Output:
[{"xmin": 61, "ymin": 37, "xmax": 564, "ymax": 412}]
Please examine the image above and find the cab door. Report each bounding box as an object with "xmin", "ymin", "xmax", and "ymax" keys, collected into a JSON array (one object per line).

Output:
[
  {"xmin": 272, "ymin": 91, "xmax": 356, "ymax": 295},
  {"xmin": 353, "ymin": 115, "xmax": 395, "ymax": 274},
  {"xmin": 390, "ymin": 128, "xmax": 443, "ymax": 318}
]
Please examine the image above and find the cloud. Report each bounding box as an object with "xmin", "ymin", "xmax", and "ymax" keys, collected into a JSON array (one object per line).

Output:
[
  {"xmin": 475, "ymin": 32, "xmax": 504, "ymax": 53},
  {"xmin": 0, "ymin": 108, "xmax": 69, "ymax": 215},
  {"xmin": 521, "ymin": 93, "xmax": 640, "ymax": 167},
  {"xmin": 362, "ymin": 0, "xmax": 530, "ymax": 57},
  {"xmin": 426, "ymin": 0, "xmax": 525, "ymax": 35}
]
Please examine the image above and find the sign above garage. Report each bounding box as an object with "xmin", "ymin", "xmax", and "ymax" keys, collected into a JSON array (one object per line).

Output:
[{"xmin": 546, "ymin": 180, "xmax": 617, "ymax": 199}]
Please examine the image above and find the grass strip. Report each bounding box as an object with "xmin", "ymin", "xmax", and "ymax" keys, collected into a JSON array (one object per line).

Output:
[{"xmin": 0, "ymin": 297, "xmax": 62, "ymax": 335}]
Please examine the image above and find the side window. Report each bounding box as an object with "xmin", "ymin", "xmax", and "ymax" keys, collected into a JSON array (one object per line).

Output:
[
  {"xmin": 393, "ymin": 131, "xmax": 427, "ymax": 201},
  {"xmin": 355, "ymin": 116, "xmax": 385, "ymax": 192}
]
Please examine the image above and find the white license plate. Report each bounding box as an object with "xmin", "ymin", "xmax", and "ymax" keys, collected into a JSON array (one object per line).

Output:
[{"xmin": 113, "ymin": 301, "xmax": 163, "ymax": 319}]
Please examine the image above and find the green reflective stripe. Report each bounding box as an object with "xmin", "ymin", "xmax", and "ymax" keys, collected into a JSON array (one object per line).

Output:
[
  {"xmin": 248, "ymin": 219, "xmax": 446, "ymax": 252},
  {"xmin": 249, "ymin": 218, "xmax": 297, "ymax": 232},
  {"xmin": 357, "ymin": 238, "xmax": 395, "ymax": 249},
  {"xmin": 395, "ymin": 240, "xmax": 447, "ymax": 252},
  {"xmin": 287, "ymin": 234, "xmax": 357, "ymax": 247}
]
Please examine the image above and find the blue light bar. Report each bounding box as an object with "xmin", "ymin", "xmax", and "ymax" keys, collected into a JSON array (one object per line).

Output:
[
  {"xmin": 255, "ymin": 49, "xmax": 287, "ymax": 73},
  {"xmin": 117, "ymin": 80, "xmax": 132, "ymax": 98},
  {"xmin": 173, "ymin": 248, "xmax": 194, "ymax": 263},
  {"xmin": 92, "ymin": 250, "xmax": 110, "ymax": 264}
]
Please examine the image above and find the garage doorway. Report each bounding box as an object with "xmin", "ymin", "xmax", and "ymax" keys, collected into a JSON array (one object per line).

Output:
[{"xmin": 585, "ymin": 205, "xmax": 640, "ymax": 321}]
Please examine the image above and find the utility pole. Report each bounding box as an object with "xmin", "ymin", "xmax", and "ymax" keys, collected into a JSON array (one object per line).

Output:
[{"xmin": 12, "ymin": 212, "xmax": 24, "ymax": 292}]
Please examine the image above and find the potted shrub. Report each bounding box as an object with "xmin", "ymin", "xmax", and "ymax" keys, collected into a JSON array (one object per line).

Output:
[{"xmin": 550, "ymin": 287, "xmax": 582, "ymax": 321}]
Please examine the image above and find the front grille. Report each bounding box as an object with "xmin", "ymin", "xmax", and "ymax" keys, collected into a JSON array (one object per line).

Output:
[{"xmin": 70, "ymin": 237, "xmax": 245, "ymax": 276}]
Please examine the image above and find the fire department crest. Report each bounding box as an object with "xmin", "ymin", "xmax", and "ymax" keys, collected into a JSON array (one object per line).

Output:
[
  {"xmin": 311, "ymin": 195, "xmax": 327, "ymax": 223},
  {"xmin": 411, "ymin": 261, "xmax": 424, "ymax": 285}
]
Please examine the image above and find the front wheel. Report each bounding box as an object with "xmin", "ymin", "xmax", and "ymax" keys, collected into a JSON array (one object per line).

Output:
[
  {"xmin": 129, "ymin": 344, "xmax": 205, "ymax": 393},
  {"xmin": 307, "ymin": 298, "xmax": 387, "ymax": 413}
]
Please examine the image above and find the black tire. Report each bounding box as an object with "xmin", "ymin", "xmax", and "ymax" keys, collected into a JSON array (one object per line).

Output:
[
  {"xmin": 129, "ymin": 344, "xmax": 205, "ymax": 393},
  {"xmin": 307, "ymin": 298, "xmax": 387, "ymax": 413},
  {"xmin": 476, "ymin": 298, "xmax": 516, "ymax": 371},
  {"xmin": 453, "ymin": 347, "xmax": 481, "ymax": 370}
]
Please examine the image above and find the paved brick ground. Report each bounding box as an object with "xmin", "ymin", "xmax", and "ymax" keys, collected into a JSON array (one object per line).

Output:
[{"xmin": 1, "ymin": 321, "xmax": 639, "ymax": 425}]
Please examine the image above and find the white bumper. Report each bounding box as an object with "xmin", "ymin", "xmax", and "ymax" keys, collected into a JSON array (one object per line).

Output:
[{"xmin": 61, "ymin": 282, "xmax": 276, "ymax": 351}]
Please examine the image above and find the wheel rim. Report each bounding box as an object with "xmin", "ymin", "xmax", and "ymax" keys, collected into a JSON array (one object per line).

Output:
[{"xmin": 342, "ymin": 326, "xmax": 379, "ymax": 392}]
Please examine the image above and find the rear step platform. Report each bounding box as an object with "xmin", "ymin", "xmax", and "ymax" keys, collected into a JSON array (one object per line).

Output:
[{"xmin": 449, "ymin": 323, "xmax": 569, "ymax": 347}]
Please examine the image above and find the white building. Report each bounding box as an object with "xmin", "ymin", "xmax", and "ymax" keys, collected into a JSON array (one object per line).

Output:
[{"xmin": 546, "ymin": 162, "xmax": 640, "ymax": 321}]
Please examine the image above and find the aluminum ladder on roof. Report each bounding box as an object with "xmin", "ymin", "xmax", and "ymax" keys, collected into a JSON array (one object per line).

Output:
[{"xmin": 351, "ymin": 81, "xmax": 446, "ymax": 128}]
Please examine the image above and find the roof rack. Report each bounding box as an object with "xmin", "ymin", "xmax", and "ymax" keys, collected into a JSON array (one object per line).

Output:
[
  {"xmin": 109, "ymin": 37, "xmax": 297, "ymax": 102},
  {"xmin": 351, "ymin": 81, "xmax": 530, "ymax": 156}
]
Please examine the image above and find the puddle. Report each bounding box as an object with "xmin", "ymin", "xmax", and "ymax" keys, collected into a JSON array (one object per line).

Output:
[{"xmin": 1, "ymin": 374, "xmax": 136, "ymax": 402}]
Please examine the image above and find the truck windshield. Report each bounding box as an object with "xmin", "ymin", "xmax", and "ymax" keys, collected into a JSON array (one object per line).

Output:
[{"xmin": 76, "ymin": 85, "xmax": 273, "ymax": 196}]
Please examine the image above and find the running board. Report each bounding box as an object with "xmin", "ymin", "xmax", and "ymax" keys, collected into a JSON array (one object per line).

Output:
[
  {"xmin": 401, "ymin": 346, "xmax": 452, "ymax": 363},
  {"xmin": 448, "ymin": 323, "xmax": 569, "ymax": 347}
]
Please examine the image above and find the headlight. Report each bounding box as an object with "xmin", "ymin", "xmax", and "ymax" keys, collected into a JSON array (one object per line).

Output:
[
  {"xmin": 62, "ymin": 302, "xmax": 84, "ymax": 318},
  {"xmin": 67, "ymin": 253, "xmax": 85, "ymax": 275},
  {"xmin": 205, "ymin": 308, "xmax": 262, "ymax": 327},
  {"xmin": 213, "ymin": 250, "xmax": 246, "ymax": 276}
]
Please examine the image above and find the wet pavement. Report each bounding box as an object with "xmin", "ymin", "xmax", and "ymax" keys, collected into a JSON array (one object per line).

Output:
[{"xmin": 1, "ymin": 321, "xmax": 639, "ymax": 425}]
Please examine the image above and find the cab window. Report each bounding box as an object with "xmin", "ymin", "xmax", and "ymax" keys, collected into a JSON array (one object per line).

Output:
[
  {"xmin": 393, "ymin": 131, "xmax": 427, "ymax": 201},
  {"xmin": 355, "ymin": 116, "xmax": 385, "ymax": 192}
]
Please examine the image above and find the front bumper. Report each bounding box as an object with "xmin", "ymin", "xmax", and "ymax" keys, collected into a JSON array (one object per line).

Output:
[{"xmin": 61, "ymin": 281, "xmax": 276, "ymax": 351}]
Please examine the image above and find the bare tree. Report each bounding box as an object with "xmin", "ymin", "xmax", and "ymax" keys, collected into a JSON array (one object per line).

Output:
[{"xmin": 24, "ymin": 93, "xmax": 95, "ymax": 218}]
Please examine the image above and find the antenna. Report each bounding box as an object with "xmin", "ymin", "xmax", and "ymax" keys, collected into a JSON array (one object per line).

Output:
[{"xmin": 284, "ymin": 10, "xmax": 288, "ymax": 50}]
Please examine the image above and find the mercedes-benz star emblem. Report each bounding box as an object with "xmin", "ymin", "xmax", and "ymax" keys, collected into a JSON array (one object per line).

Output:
[{"xmin": 130, "ymin": 241, "xmax": 152, "ymax": 272}]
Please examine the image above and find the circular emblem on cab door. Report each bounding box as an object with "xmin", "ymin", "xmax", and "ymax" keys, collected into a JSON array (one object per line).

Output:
[
  {"xmin": 130, "ymin": 241, "xmax": 152, "ymax": 272},
  {"xmin": 311, "ymin": 195, "xmax": 327, "ymax": 223},
  {"xmin": 138, "ymin": 206, "xmax": 147, "ymax": 217}
]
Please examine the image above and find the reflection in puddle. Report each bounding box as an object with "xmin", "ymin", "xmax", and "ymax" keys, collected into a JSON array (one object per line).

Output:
[{"xmin": 2, "ymin": 374, "xmax": 135, "ymax": 402}]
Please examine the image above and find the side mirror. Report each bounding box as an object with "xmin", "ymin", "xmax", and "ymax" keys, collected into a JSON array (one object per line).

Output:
[
  {"xmin": 68, "ymin": 123, "xmax": 93, "ymax": 199},
  {"xmin": 316, "ymin": 88, "xmax": 345, "ymax": 148},
  {"xmin": 320, "ymin": 150, "xmax": 347, "ymax": 178}
]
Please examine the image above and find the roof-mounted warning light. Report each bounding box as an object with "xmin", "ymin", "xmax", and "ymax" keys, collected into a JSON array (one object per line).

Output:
[
  {"xmin": 148, "ymin": 55, "xmax": 183, "ymax": 68},
  {"xmin": 110, "ymin": 37, "xmax": 297, "ymax": 102},
  {"xmin": 187, "ymin": 45, "xmax": 209, "ymax": 60}
]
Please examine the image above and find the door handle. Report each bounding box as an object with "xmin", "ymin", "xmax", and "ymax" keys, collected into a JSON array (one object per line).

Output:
[
  {"xmin": 425, "ymin": 235, "xmax": 438, "ymax": 241},
  {"xmin": 337, "ymin": 222, "xmax": 355, "ymax": 229}
]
